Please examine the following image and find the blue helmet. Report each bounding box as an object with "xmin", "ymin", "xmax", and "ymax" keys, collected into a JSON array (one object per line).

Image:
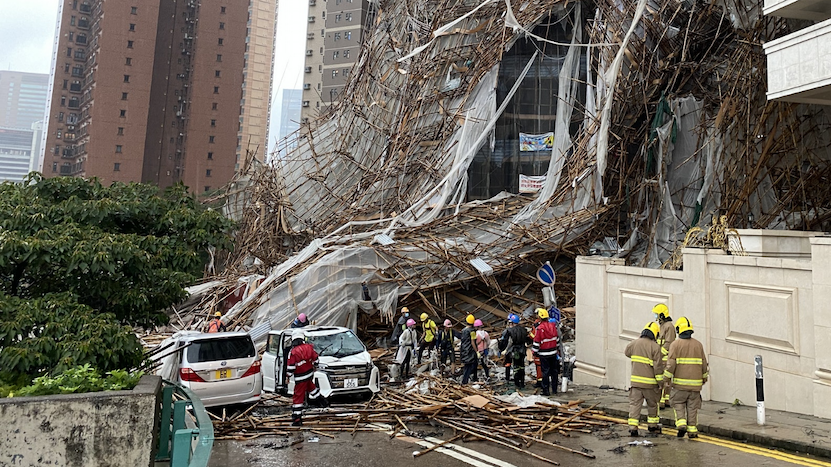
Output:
[{"xmin": 508, "ymin": 313, "xmax": 520, "ymax": 324}]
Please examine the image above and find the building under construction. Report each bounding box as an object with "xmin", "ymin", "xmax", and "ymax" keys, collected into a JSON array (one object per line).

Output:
[{"xmin": 180, "ymin": 0, "xmax": 831, "ymax": 343}]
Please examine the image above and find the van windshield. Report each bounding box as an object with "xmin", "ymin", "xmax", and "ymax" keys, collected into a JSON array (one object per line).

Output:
[
  {"xmin": 308, "ymin": 331, "xmax": 365, "ymax": 358},
  {"xmin": 187, "ymin": 336, "xmax": 256, "ymax": 363}
]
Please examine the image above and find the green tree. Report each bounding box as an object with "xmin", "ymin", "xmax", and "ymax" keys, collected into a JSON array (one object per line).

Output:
[{"xmin": 0, "ymin": 174, "xmax": 233, "ymax": 328}]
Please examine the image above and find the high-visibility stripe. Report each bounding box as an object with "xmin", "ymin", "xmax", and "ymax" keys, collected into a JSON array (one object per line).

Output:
[
  {"xmin": 702, "ymin": 372, "xmax": 709, "ymax": 378},
  {"xmin": 540, "ymin": 337, "xmax": 558, "ymax": 345},
  {"xmin": 688, "ymin": 426, "xmax": 698, "ymax": 433},
  {"xmin": 647, "ymin": 417, "xmax": 660, "ymax": 424},
  {"xmin": 630, "ymin": 375, "xmax": 659, "ymax": 385},
  {"xmin": 295, "ymin": 372, "xmax": 314, "ymax": 381},
  {"xmin": 673, "ymin": 378, "xmax": 703, "ymax": 386},
  {"xmin": 663, "ymin": 370, "xmax": 673, "ymax": 379},
  {"xmin": 662, "ymin": 356, "xmax": 669, "ymax": 362},
  {"xmin": 655, "ymin": 374, "xmax": 664, "ymax": 381},
  {"xmin": 628, "ymin": 418, "xmax": 639, "ymax": 426},
  {"xmin": 630, "ymin": 355, "xmax": 653, "ymax": 365},
  {"xmin": 661, "ymin": 347, "xmax": 668, "ymax": 355},
  {"xmin": 676, "ymin": 418, "xmax": 687, "ymax": 427},
  {"xmin": 676, "ymin": 357, "xmax": 702, "ymax": 365}
]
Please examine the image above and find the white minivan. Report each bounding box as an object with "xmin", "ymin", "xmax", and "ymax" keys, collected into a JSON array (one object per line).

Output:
[
  {"xmin": 262, "ymin": 326, "xmax": 380, "ymax": 398},
  {"xmin": 174, "ymin": 331, "xmax": 263, "ymax": 407}
]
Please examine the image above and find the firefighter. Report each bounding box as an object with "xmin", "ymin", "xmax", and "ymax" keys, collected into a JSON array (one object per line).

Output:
[
  {"xmin": 663, "ymin": 317, "xmax": 709, "ymax": 438},
  {"xmin": 206, "ymin": 311, "xmax": 226, "ymax": 333},
  {"xmin": 624, "ymin": 322, "xmax": 663, "ymax": 436},
  {"xmin": 417, "ymin": 313, "xmax": 438, "ymax": 365},
  {"xmin": 286, "ymin": 331, "xmax": 325, "ymax": 426},
  {"xmin": 532, "ymin": 308, "xmax": 559, "ymax": 396},
  {"xmin": 500, "ymin": 313, "xmax": 530, "ymax": 388},
  {"xmin": 654, "ymin": 303, "xmax": 676, "ymax": 407}
]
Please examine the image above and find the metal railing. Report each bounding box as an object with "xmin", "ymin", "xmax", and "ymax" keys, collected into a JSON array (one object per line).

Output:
[{"xmin": 155, "ymin": 382, "xmax": 213, "ymax": 467}]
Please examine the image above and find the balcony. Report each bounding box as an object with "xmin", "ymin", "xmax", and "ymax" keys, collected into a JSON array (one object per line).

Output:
[
  {"xmin": 79, "ymin": 3, "xmax": 92, "ymax": 13},
  {"xmin": 75, "ymin": 35, "xmax": 87, "ymax": 45},
  {"xmin": 764, "ymin": 0, "xmax": 831, "ymax": 20},
  {"xmin": 67, "ymin": 99, "xmax": 81, "ymax": 110},
  {"xmin": 764, "ymin": 18, "xmax": 831, "ymax": 104},
  {"xmin": 69, "ymin": 83, "xmax": 82, "ymax": 93},
  {"xmin": 78, "ymin": 19, "xmax": 90, "ymax": 29}
]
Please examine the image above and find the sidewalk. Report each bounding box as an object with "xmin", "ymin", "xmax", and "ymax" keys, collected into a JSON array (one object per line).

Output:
[{"xmin": 565, "ymin": 384, "xmax": 831, "ymax": 459}]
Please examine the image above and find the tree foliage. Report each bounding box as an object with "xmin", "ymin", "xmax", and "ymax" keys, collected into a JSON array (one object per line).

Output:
[{"xmin": 0, "ymin": 174, "xmax": 233, "ymax": 327}]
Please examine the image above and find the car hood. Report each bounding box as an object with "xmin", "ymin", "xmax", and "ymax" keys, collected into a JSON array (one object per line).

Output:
[{"xmin": 319, "ymin": 351, "xmax": 371, "ymax": 366}]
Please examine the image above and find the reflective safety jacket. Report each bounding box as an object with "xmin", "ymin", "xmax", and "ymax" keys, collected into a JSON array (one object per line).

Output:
[
  {"xmin": 624, "ymin": 337, "xmax": 662, "ymax": 388},
  {"xmin": 287, "ymin": 342, "xmax": 319, "ymax": 382},
  {"xmin": 422, "ymin": 319, "xmax": 438, "ymax": 342},
  {"xmin": 207, "ymin": 319, "xmax": 226, "ymax": 333},
  {"xmin": 657, "ymin": 320, "xmax": 676, "ymax": 365},
  {"xmin": 532, "ymin": 321, "xmax": 558, "ymax": 357},
  {"xmin": 664, "ymin": 337, "xmax": 708, "ymax": 391}
]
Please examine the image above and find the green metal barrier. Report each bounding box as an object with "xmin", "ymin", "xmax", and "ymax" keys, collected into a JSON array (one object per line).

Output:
[{"xmin": 156, "ymin": 381, "xmax": 214, "ymax": 467}]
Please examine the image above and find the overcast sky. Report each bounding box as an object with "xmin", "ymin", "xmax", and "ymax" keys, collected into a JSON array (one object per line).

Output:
[{"xmin": 0, "ymin": 0, "xmax": 304, "ymax": 155}]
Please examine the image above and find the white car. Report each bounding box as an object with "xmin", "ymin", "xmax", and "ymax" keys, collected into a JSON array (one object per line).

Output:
[
  {"xmin": 174, "ymin": 331, "xmax": 263, "ymax": 407},
  {"xmin": 262, "ymin": 326, "xmax": 380, "ymax": 398}
]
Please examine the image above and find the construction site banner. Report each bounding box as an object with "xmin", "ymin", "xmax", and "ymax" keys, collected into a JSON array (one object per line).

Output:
[
  {"xmin": 519, "ymin": 132, "xmax": 554, "ymax": 152},
  {"xmin": 519, "ymin": 174, "xmax": 547, "ymax": 193}
]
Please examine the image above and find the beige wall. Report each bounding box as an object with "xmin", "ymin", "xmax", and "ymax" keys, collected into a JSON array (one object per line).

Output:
[{"xmin": 575, "ymin": 233, "xmax": 831, "ymax": 419}]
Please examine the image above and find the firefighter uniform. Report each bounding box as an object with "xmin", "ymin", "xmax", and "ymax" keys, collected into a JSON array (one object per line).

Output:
[
  {"xmin": 663, "ymin": 317, "xmax": 708, "ymax": 438},
  {"xmin": 532, "ymin": 309, "xmax": 559, "ymax": 396},
  {"xmin": 287, "ymin": 335, "xmax": 321, "ymax": 426},
  {"xmin": 624, "ymin": 322, "xmax": 663, "ymax": 435},
  {"xmin": 657, "ymin": 318, "xmax": 676, "ymax": 406}
]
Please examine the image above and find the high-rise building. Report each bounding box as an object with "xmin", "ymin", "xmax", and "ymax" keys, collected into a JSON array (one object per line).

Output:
[
  {"xmin": 0, "ymin": 71, "xmax": 49, "ymax": 181},
  {"xmin": 301, "ymin": 0, "xmax": 326, "ymax": 123},
  {"xmin": 278, "ymin": 88, "xmax": 302, "ymax": 156},
  {"xmin": 42, "ymin": 0, "xmax": 276, "ymax": 192}
]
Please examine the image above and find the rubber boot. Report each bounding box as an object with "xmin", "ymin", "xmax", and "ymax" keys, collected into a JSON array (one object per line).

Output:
[
  {"xmin": 676, "ymin": 426, "xmax": 687, "ymax": 438},
  {"xmin": 291, "ymin": 414, "xmax": 302, "ymax": 427},
  {"xmin": 629, "ymin": 428, "xmax": 639, "ymax": 437},
  {"xmin": 648, "ymin": 426, "xmax": 662, "ymax": 434}
]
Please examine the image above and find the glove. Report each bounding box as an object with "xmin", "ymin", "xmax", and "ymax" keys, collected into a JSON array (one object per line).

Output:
[{"xmin": 477, "ymin": 352, "xmax": 482, "ymax": 359}]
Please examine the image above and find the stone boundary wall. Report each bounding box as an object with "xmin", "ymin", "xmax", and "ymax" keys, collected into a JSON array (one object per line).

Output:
[
  {"xmin": 574, "ymin": 236, "xmax": 831, "ymax": 419},
  {"xmin": 0, "ymin": 375, "xmax": 161, "ymax": 466}
]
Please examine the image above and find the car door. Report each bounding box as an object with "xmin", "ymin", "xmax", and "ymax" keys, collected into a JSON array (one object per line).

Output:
[
  {"xmin": 262, "ymin": 333, "xmax": 279, "ymax": 392},
  {"xmin": 276, "ymin": 333, "xmax": 293, "ymax": 394}
]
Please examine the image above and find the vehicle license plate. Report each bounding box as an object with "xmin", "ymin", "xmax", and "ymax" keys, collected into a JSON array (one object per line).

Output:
[
  {"xmin": 344, "ymin": 378, "xmax": 358, "ymax": 388},
  {"xmin": 215, "ymin": 369, "xmax": 230, "ymax": 380}
]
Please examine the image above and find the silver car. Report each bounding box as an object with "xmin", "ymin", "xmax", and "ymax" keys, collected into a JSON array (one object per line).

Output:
[{"xmin": 175, "ymin": 331, "xmax": 263, "ymax": 407}]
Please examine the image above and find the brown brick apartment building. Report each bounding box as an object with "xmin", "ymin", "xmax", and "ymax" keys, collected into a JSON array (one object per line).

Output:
[{"xmin": 43, "ymin": 0, "xmax": 275, "ymax": 192}]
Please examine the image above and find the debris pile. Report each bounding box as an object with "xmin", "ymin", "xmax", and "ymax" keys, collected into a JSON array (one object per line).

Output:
[{"xmin": 212, "ymin": 375, "xmax": 623, "ymax": 464}]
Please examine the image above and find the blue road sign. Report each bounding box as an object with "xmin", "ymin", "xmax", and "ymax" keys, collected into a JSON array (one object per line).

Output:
[{"xmin": 537, "ymin": 261, "xmax": 555, "ymax": 286}]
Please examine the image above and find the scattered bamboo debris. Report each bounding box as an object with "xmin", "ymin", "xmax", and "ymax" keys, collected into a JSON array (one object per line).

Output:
[{"xmin": 213, "ymin": 375, "xmax": 621, "ymax": 464}]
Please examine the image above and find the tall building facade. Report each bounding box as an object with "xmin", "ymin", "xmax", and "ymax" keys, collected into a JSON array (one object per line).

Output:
[
  {"xmin": 301, "ymin": 0, "xmax": 326, "ymax": 123},
  {"xmin": 278, "ymin": 88, "xmax": 302, "ymax": 155},
  {"xmin": 0, "ymin": 71, "xmax": 49, "ymax": 181},
  {"xmin": 43, "ymin": 0, "xmax": 275, "ymax": 192}
]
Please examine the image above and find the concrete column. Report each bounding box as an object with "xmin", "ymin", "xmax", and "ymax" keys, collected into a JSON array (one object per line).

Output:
[
  {"xmin": 574, "ymin": 255, "xmax": 623, "ymax": 387},
  {"xmin": 810, "ymin": 237, "xmax": 831, "ymax": 419},
  {"xmin": 681, "ymin": 248, "xmax": 715, "ymax": 401}
]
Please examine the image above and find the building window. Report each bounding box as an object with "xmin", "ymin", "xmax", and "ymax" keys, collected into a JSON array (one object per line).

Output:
[
  {"xmin": 115, "ymin": 145, "xmax": 122, "ymax": 153},
  {"xmin": 114, "ymin": 163, "xmax": 121, "ymax": 171},
  {"xmin": 321, "ymin": 29, "xmax": 324, "ymax": 36},
  {"xmin": 212, "ymin": 103, "xmax": 218, "ymax": 110},
  {"xmin": 213, "ymin": 86, "xmax": 219, "ymax": 94},
  {"xmin": 219, "ymin": 22, "xmax": 225, "ymax": 30},
  {"xmin": 129, "ymin": 23, "xmax": 135, "ymax": 31},
  {"xmin": 131, "ymin": 6, "xmax": 137, "ymax": 14},
  {"xmin": 204, "ymin": 186, "xmax": 211, "ymax": 192},
  {"xmin": 346, "ymin": 31, "xmax": 352, "ymax": 40},
  {"xmin": 345, "ymin": 12, "xmax": 352, "ymax": 21},
  {"xmin": 344, "ymin": 50, "xmax": 350, "ymax": 59},
  {"xmin": 58, "ymin": 112, "xmax": 64, "ymax": 122},
  {"xmin": 121, "ymin": 92, "xmax": 128, "ymax": 100},
  {"xmin": 210, "ymin": 119, "xmax": 216, "ymax": 127},
  {"xmin": 117, "ymin": 127, "xmax": 124, "ymax": 135},
  {"xmin": 335, "ymin": 14, "xmax": 341, "ymax": 22},
  {"xmin": 206, "ymin": 169, "xmax": 212, "ymax": 177},
  {"xmin": 123, "ymin": 75, "xmax": 130, "ymax": 83},
  {"xmin": 52, "ymin": 162, "xmax": 58, "ymax": 173},
  {"xmin": 333, "ymin": 51, "xmax": 339, "ymax": 60},
  {"xmin": 127, "ymin": 40, "xmax": 134, "ymax": 48},
  {"xmin": 60, "ymin": 96, "xmax": 66, "ymax": 106},
  {"xmin": 67, "ymin": 47, "xmax": 72, "ymax": 57},
  {"xmin": 70, "ymin": 16, "xmax": 76, "ymax": 26},
  {"xmin": 62, "ymin": 79, "xmax": 68, "ymax": 89},
  {"xmin": 334, "ymin": 32, "xmax": 341, "ymax": 41},
  {"xmin": 64, "ymin": 63, "xmax": 70, "ymax": 73},
  {"xmin": 218, "ymin": 38, "xmax": 224, "ymax": 46},
  {"xmin": 209, "ymin": 136, "xmax": 215, "ymax": 143},
  {"xmin": 207, "ymin": 152, "xmax": 213, "ymax": 160},
  {"xmin": 120, "ymin": 109, "xmax": 126, "ymax": 117},
  {"xmin": 57, "ymin": 129, "xmax": 62, "ymax": 138},
  {"xmin": 216, "ymin": 54, "xmax": 222, "ymax": 62},
  {"xmin": 221, "ymin": 6, "xmax": 226, "ymax": 13},
  {"xmin": 332, "ymin": 70, "xmax": 339, "ymax": 78},
  {"xmin": 125, "ymin": 57, "xmax": 132, "ymax": 65}
]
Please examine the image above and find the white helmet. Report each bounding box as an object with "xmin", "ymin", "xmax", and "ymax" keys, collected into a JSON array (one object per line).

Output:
[{"xmin": 292, "ymin": 330, "xmax": 306, "ymax": 343}]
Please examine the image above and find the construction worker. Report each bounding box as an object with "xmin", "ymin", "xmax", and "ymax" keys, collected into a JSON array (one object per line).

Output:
[
  {"xmin": 290, "ymin": 313, "xmax": 310, "ymax": 328},
  {"xmin": 391, "ymin": 307, "xmax": 410, "ymax": 343},
  {"xmin": 532, "ymin": 308, "xmax": 559, "ymax": 396},
  {"xmin": 500, "ymin": 313, "xmax": 530, "ymax": 388},
  {"xmin": 654, "ymin": 303, "xmax": 676, "ymax": 407},
  {"xmin": 663, "ymin": 317, "xmax": 709, "ymax": 438},
  {"xmin": 396, "ymin": 318, "xmax": 417, "ymax": 380},
  {"xmin": 474, "ymin": 319, "xmax": 491, "ymax": 381},
  {"xmin": 437, "ymin": 319, "xmax": 460, "ymax": 375},
  {"xmin": 624, "ymin": 322, "xmax": 663, "ymax": 436},
  {"xmin": 287, "ymin": 331, "xmax": 326, "ymax": 426},
  {"xmin": 417, "ymin": 313, "xmax": 438, "ymax": 365},
  {"xmin": 528, "ymin": 315, "xmax": 544, "ymax": 388},
  {"xmin": 459, "ymin": 314, "xmax": 478, "ymax": 384},
  {"xmin": 207, "ymin": 311, "xmax": 227, "ymax": 333}
]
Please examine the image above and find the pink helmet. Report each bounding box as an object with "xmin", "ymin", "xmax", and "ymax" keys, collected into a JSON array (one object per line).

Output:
[
  {"xmin": 406, "ymin": 318, "xmax": 416, "ymax": 327},
  {"xmin": 474, "ymin": 319, "xmax": 483, "ymax": 327},
  {"xmin": 298, "ymin": 313, "xmax": 307, "ymax": 322},
  {"xmin": 443, "ymin": 319, "xmax": 452, "ymax": 327}
]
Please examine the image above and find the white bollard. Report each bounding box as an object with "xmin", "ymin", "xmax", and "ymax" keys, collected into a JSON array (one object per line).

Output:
[{"xmin": 755, "ymin": 355, "xmax": 765, "ymax": 426}]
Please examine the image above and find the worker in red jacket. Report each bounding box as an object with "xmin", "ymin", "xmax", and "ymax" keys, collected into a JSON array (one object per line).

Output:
[
  {"xmin": 532, "ymin": 308, "xmax": 559, "ymax": 396},
  {"xmin": 286, "ymin": 330, "xmax": 326, "ymax": 426}
]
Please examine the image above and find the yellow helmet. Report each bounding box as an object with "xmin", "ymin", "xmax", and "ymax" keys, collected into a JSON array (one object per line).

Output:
[
  {"xmin": 675, "ymin": 317, "xmax": 693, "ymax": 334},
  {"xmin": 653, "ymin": 303, "xmax": 669, "ymax": 319},
  {"xmin": 420, "ymin": 313, "xmax": 428, "ymax": 321},
  {"xmin": 214, "ymin": 311, "xmax": 222, "ymax": 317},
  {"xmin": 466, "ymin": 314, "xmax": 475, "ymax": 325},
  {"xmin": 537, "ymin": 308, "xmax": 549, "ymax": 319},
  {"xmin": 644, "ymin": 322, "xmax": 660, "ymax": 339},
  {"xmin": 401, "ymin": 306, "xmax": 409, "ymax": 314}
]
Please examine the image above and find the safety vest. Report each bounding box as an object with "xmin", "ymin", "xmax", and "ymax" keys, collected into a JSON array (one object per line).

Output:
[
  {"xmin": 422, "ymin": 319, "xmax": 437, "ymax": 342},
  {"xmin": 207, "ymin": 319, "xmax": 223, "ymax": 333}
]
